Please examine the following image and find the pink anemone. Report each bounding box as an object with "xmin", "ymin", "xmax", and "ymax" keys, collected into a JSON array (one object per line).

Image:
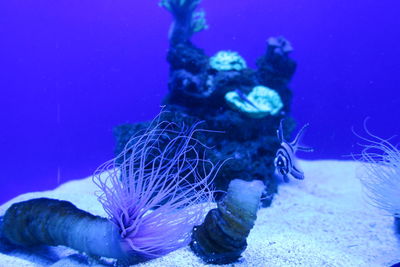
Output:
[{"xmin": 93, "ymin": 116, "xmax": 219, "ymax": 258}]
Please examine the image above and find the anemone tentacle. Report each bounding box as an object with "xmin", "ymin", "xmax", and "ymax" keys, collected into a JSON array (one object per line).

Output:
[
  {"xmin": 355, "ymin": 122, "xmax": 400, "ymax": 217},
  {"xmin": 93, "ymin": 115, "xmax": 219, "ymax": 258}
]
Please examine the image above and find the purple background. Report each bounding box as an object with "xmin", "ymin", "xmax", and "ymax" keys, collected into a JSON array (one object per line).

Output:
[{"xmin": 0, "ymin": 0, "xmax": 399, "ymax": 204}]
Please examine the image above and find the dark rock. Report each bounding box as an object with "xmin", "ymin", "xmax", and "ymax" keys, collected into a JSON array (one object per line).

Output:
[
  {"xmin": 256, "ymin": 36, "xmax": 297, "ymax": 111},
  {"xmin": 167, "ymin": 43, "xmax": 208, "ymax": 74},
  {"xmin": 115, "ymin": 17, "xmax": 298, "ymax": 208},
  {"xmin": 114, "ymin": 105, "xmax": 296, "ymax": 206}
]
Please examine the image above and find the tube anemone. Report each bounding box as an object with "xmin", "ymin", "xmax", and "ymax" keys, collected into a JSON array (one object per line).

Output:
[
  {"xmin": 93, "ymin": 117, "xmax": 219, "ymax": 259},
  {"xmin": 0, "ymin": 116, "xmax": 219, "ymax": 264},
  {"xmin": 356, "ymin": 123, "xmax": 400, "ymax": 217},
  {"xmin": 1, "ymin": 198, "xmax": 135, "ymax": 262}
]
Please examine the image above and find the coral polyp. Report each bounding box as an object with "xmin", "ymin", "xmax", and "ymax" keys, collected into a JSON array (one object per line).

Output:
[{"xmin": 93, "ymin": 117, "xmax": 219, "ymax": 258}]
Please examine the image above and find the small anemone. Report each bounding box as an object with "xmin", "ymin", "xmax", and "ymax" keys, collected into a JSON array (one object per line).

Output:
[
  {"xmin": 355, "ymin": 120, "xmax": 400, "ymax": 217},
  {"xmin": 93, "ymin": 114, "xmax": 219, "ymax": 259}
]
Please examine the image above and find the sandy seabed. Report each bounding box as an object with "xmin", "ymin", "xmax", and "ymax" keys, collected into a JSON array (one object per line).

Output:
[{"xmin": 0, "ymin": 160, "xmax": 399, "ymax": 267}]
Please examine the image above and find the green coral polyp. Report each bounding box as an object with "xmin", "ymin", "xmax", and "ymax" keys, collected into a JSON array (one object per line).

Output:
[
  {"xmin": 225, "ymin": 85, "xmax": 283, "ymax": 118},
  {"xmin": 209, "ymin": 50, "xmax": 247, "ymax": 71}
]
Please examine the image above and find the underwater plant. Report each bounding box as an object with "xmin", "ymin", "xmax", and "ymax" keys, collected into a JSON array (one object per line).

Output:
[
  {"xmin": 0, "ymin": 116, "xmax": 219, "ymax": 264},
  {"xmin": 355, "ymin": 123, "xmax": 400, "ymax": 218},
  {"xmin": 160, "ymin": 0, "xmax": 207, "ymax": 44}
]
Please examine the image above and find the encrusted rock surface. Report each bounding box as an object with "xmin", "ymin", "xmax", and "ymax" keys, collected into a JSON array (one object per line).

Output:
[{"xmin": 190, "ymin": 179, "xmax": 265, "ymax": 264}]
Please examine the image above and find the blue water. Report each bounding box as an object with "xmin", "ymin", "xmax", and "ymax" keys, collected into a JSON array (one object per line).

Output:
[{"xmin": 0, "ymin": 0, "xmax": 399, "ymax": 203}]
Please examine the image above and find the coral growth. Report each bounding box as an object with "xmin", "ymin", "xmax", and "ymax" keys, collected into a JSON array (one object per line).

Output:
[
  {"xmin": 116, "ymin": 2, "xmax": 299, "ymax": 208},
  {"xmin": 225, "ymin": 85, "xmax": 283, "ymax": 118},
  {"xmin": 209, "ymin": 51, "xmax": 247, "ymax": 71},
  {"xmin": 160, "ymin": 0, "xmax": 207, "ymax": 44},
  {"xmin": 94, "ymin": 117, "xmax": 219, "ymax": 258}
]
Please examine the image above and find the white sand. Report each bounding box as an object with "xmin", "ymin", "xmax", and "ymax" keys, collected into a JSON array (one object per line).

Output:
[{"xmin": 1, "ymin": 160, "xmax": 399, "ymax": 266}]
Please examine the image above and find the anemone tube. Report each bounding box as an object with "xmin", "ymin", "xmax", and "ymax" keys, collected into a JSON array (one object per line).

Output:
[
  {"xmin": 0, "ymin": 198, "xmax": 137, "ymax": 263},
  {"xmin": 0, "ymin": 117, "xmax": 219, "ymax": 264},
  {"xmin": 191, "ymin": 179, "xmax": 265, "ymax": 264}
]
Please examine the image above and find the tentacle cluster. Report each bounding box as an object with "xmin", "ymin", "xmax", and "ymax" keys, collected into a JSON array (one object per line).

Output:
[
  {"xmin": 93, "ymin": 115, "xmax": 220, "ymax": 258},
  {"xmin": 355, "ymin": 120, "xmax": 400, "ymax": 217}
]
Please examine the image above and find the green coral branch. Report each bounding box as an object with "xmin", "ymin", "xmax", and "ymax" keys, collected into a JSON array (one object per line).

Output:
[
  {"xmin": 159, "ymin": 0, "xmax": 207, "ymax": 44},
  {"xmin": 160, "ymin": 0, "xmax": 200, "ymax": 14},
  {"xmin": 191, "ymin": 10, "xmax": 208, "ymax": 33}
]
